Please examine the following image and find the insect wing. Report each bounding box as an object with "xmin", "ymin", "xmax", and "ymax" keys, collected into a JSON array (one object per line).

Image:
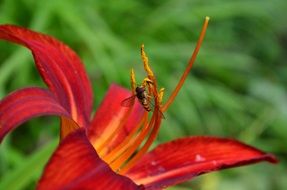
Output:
[
  {"xmin": 121, "ymin": 95, "xmax": 136, "ymax": 107},
  {"xmin": 159, "ymin": 109, "xmax": 165, "ymax": 119},
  {"xmin": 156, "ymin": 107, "xmax": 166, "ymax": 119},
  {"xmin": 149, "ymin": 100, "xmax": 166, "ymax": 119}
]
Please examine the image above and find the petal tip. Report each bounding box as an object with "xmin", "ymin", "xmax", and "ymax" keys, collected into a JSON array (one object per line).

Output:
[{"xmin": 264, "ymin": 153, "xmax": 279, "ymax": 164}]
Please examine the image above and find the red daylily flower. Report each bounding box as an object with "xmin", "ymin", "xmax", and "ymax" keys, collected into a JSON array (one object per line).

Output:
[{"xmin": 0, "ymin": 17, "xmax": 277, "ymax": 190}]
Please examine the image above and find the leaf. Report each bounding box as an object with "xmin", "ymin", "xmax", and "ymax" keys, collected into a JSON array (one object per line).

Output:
[{"xmin": 0, "ymin": 139, "xmax": 57, "ymax": 190}]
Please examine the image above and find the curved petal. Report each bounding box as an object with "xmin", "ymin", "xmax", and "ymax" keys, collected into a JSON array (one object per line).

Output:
[
  {"xmin": 37, "ymin": 129, "xmax": 143, "ymax": 190},
  {"xmin": 88, "ymin": 84, "xmax": 145, "ymax": 153},
  {"xmin": 0, "ymin": 87, "xmax": 70, "ymax": 142},
  {"xmin": 0, "ymin": 25, "xmax": 93, "ymax": 128},
  {"xmin": 126, "ymin": 136, "xmax": 278, "ymax": 189}
]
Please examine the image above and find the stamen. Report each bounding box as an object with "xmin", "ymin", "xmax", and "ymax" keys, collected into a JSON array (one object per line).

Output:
[
  {"xmin": 119, "ymin": 110, "xmax": 162, "ymax": 174},
  {"xmin": 141, "ymin": 44, "xmax": 154, "ymax": 79},
  {"xmin": 158, "ymin": 88, "xmax": 165, "ymax": 104},
  {"xmin": 104, "ymin": 51, "xmax": 161, "ymax": 170},
  {"xmin": 96, "ymin": 106, "xmax": 133, "ymax": 155},
  {"xmin": 97, "ymin": 68, "xmax": 139, "ymax": 155},
  {"xmin": 109, "ymin": 45, "xmax": 164, "ymax": 172},
  {"xmin": 162, "ymin": 16, "xmax": 210, "ymax": 112},
  {"xmin": 116, "ymin": 78, "xmax": 161, "ymax": 173},
  {"xmin": 109, "ymin": 114, "xmax": 156, "ymax": 171},
  {"xmin": 103, "ymin": 112, "xmax": 149, "ymax": 163},
  {"xmin": 130, "ymin": 68, "xmax": 136, "ymax": 94}
]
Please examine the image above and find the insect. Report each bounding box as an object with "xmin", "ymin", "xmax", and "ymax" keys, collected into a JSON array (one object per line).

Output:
[
  {"xmin": 121, "ymin": 86, "xmax": 152, "ymax": 112},
  {"xmin": 121, "ymin": 85, "xmax": 165, "ymax": 119}
]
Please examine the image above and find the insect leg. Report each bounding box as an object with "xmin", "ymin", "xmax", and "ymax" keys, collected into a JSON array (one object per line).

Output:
[{"xmin": 141, "ymin": 77, "xmax": 153, "ymax": 88}]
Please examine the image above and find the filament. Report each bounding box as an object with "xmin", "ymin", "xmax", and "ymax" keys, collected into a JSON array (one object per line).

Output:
[
  {"xmin": 119, "ymin": 110, "xmax": 162, "ymax": 174},
  {"xmin": 110, "ymin": 114, "xmax": 156, "ymax": 170},
  {"xmin": 103, "ymin": 112, "xmax": 149, "ymax": 163},
  {"xmin": 97, "ymin": 105, "xmax": 134, "ymax": 154},
  {"xmin": 119, "ymin": 77, "xmax": 162, "ymax": 173}
]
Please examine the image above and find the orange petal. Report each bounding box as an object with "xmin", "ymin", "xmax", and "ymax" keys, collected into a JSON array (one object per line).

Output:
[
  {"xmin": 37, "ymin": 129, "xmax": 143, "ymax": 190},
  {"xmin": 88, "ymin": 84, "xmax": 144, "ymax": 154},
  {"xmin": 126, "ymin": 136, "xmax": 278, "ymax": 189},
  {"xmin": 0, "ymin": 87, "xmax": 69, "ymax": 142},
  {"xmin": 0, "ymin": 25, "xmax": 93, "ymax": 128}
]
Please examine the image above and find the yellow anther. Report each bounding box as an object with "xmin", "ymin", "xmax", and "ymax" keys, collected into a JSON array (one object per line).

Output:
[
  {"xmin": 141, "ymin": 44, "xmax": 154, "ymax": 78},
  {"xmin": 142, "ymin": 77, "xmax": 153, "ymax": 87},
  {"xmin": 130, "ymin": 68, "xmax": 136, "ymax": 94},
  {"xmin": 158, "ymin": 88, "xmax": 165, "ymax": 104}
]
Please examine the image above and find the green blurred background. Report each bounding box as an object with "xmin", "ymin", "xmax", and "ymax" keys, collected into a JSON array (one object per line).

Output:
[{"xmin": 0, "ymin": 0, "xmax": 286, "ymax": 189}]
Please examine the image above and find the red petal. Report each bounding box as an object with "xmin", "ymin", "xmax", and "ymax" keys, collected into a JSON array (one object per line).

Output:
[
  {"xmin": 0, "ymin": 25, "xmax": 93, "ymax": 128},
  {"xmin": 126, "ymin": 136, "xmax": 278, "ymax": 189},
  {"xmin": 0, "ymin": 87, "xmax": 69, "ymax": 142},
  {"xmin": 37, "ymin": 129, "xmax": 142, "ymax": 190},
  {"xmin": 88, "ymin": 84, "xmax": 145, "ymax": 153}
]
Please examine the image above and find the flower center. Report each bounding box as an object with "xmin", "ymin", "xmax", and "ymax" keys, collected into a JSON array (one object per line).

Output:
[{"xmin": 100, "ymin": 17, "xmax": 209, "ymax": 174}]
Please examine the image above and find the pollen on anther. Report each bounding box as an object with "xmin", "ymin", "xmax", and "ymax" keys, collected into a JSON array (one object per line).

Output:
[
  {"xmin": 130, "ymin": 68, "xmax": 136, "ymax": 94},
  {"xmin": 158, "ymin": 88, "xmax": 165, "ymax": 104},
  {"xmin": 141, "ymin": 44, "xmax": 154, "ymax": 78}
]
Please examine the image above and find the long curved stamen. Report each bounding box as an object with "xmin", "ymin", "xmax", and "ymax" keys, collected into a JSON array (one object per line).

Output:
[{"xmin": 162, "ymin": 16, "xmax": 210, "ymax": 112}]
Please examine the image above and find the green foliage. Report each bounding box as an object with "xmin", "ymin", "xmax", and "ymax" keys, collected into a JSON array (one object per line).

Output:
[{"xmin": 0, "ymin": 0, "xmax": 286, "ymax": 189}]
